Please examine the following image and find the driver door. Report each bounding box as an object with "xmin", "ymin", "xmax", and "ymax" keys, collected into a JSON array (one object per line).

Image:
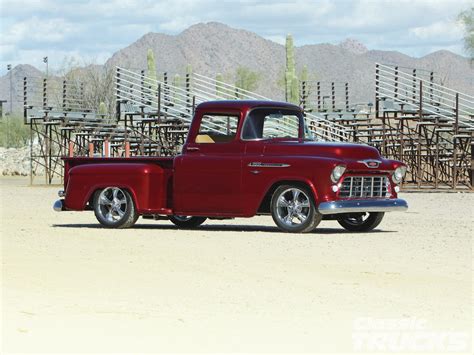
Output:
[{"xmin": 174, "ymin": 111, "xmax": 243, "ymax": 215}]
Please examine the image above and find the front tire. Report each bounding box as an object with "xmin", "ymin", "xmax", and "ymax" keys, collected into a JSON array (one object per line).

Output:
[
  {"xmin": 169, "ymin": 215, "xmax": 207, "ymax": 228},
  {"xmin": 337, "ymin": 212, "xmax": 384, "ymax": 232},
  {"xmin": 93, "ymin": 187, "xmax": 138, "ymax": 228},
  {"xmin": 271, "ymin": 185, "xmax": 322, "ymax": 233}
]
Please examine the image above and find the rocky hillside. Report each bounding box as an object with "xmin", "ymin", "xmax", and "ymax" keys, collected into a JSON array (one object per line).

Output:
[
  {"xmin": 1, "ymin": 22, "xmax": 473, "ymax": 112},
  {"xmin": 0, "ymin": 64, "xmax": 43, "ymax": 113},
  {"xmin": 105, "ymin": 22, "xmax": 474, "ymax": 103}
]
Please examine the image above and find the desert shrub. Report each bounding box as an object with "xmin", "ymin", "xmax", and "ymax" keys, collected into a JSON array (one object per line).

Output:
[{"xmin": 0, "ymin": 115, "xmax": 30, "ymax": 148}]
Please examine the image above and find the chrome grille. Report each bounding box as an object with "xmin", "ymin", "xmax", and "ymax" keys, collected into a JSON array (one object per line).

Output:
[{"xmin": 339, "ymin": 176, "xmax": 388, "ymax": 198}]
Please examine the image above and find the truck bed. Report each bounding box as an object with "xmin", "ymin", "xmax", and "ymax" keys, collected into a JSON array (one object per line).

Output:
[{"xmin": 63, "ymin": 156, "xmax": 175, "ymax": 187}]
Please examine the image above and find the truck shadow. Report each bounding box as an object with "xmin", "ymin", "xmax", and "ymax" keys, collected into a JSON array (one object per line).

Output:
[{"xmin": 53, "ymin": 223, "xmax": 395, "ymax": 234}]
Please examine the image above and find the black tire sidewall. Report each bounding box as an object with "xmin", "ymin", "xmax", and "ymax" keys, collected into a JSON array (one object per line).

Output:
[
  {"xmin": 337, "ymin": 212, "xmax": 385, "ymax": 232},
  {"xmin": 169, "ymin": 216, "xmax": 207, "ymax": 228}
]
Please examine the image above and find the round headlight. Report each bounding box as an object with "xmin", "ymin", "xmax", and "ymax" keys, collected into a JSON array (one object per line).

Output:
[
  {"xmin": 331, "ymin": 165, "xmax": 346, "ymax": 183},
  {"xmin": 392, "ymin": 166, "xmax": 407, "ymax": 184}
]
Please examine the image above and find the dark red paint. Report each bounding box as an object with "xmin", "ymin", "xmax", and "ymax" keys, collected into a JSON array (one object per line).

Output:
[{"xmin": 62, "ymin": 101, "xmax": 405, "ymax": 217}]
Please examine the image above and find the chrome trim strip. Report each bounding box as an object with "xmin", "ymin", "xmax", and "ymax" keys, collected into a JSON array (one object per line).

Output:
[
  {"xmin": 318, "ymin": 198, "xmax": 408, "ymax": 215},
  {"xmin": 248, "ymin": 162, "xmax": 290, "ymax": 168}
]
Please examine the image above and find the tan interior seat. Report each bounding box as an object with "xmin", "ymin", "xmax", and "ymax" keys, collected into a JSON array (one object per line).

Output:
[{"xmin": 195, "ymin": 134, "xmax": 215, "ymax": 143}]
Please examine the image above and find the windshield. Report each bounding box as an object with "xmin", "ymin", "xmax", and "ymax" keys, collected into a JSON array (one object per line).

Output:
[{"xmin": 242, "ymin": 108, "xmax": 311, "ymax": 140}]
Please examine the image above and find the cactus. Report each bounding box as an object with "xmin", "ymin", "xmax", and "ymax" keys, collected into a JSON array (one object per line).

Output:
[
  {"xmin": 285, "ymin": 34, "xmax": 299, "ymax": 104},
  {"xmin": 172, "ymin": 74, "xmax": 181, "ymax": 103},
  {"xmin": 146, "ymin": 49, "xmax": 158, "ymax": 91},
  {"xmin": 215, "ymin": 73, "xmax": 224, "ymax": 97},
  {"xmin": 299, "ymin": 65, "xmax": 312, "ymax": 111},
  {"xmin": 300, "ymin": 65, "xmax": 308, "ymax": 83},
  {"xmin": 185, "ymin": 64, "xmax": 193, "ymax": 76}
]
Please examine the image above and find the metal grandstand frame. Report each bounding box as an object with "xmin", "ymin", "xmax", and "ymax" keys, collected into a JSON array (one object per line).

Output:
[{"xmin": 23, "ymin": 63, "xmax": 473, "ymax": 189}]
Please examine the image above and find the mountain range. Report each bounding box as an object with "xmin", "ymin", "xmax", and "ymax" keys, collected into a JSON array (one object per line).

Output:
[{"xmin": 1, "ymin": 22, "xmax": 473, "ymax": 113}]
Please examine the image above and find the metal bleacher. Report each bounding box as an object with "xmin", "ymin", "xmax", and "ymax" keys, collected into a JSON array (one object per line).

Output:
[{"xmin": 24, "ymin": 63, "xmax": 472, "ymax": 189}]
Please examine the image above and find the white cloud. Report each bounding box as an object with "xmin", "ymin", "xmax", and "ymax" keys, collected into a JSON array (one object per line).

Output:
[
  {"xmin": 1, "ymin": 17, "xmax": 78, "ymax": 46},
  {"xmin": 410, "ymin": 21, "xmax": 464, "ymax": 40},
  {"xmin": 0, "ymin": 0, "xmax": 472, "ymax": 75}
]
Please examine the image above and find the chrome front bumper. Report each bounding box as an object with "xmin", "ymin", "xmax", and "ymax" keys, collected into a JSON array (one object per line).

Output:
[{"xmin": 318, "ymin": 198, "xmax": 408, "ymax": 215}]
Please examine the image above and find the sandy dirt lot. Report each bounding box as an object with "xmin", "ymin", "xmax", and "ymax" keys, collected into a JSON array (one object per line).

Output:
[{"xmin": 1, "ymin": 177, "xmax": 472, "ymax": 353}]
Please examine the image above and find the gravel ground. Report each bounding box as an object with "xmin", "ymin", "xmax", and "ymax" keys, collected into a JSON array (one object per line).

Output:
[{"xmin": 1, "ymin": 177, "xmax": 472, "ymax": 353}]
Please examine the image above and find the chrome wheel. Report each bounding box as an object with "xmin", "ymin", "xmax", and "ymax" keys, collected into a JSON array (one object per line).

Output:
[
  {"xmin": 275, "ymin": 187, "xmax": 311, "ymax": 227},
  {"xmin": 97, "ymin": 187, "xmax": 128, "ymax": 223},
  {"xmin": 271, "ymin": 185, "xmax": 322, "ymax": 233}
]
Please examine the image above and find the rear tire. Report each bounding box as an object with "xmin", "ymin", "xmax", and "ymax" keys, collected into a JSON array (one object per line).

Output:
[
  {"xmin": 271, "ymin": 184, "xmax": 322, "ymax": 233},
  {"xmin": 337, "ymin": 212, "xmax": 384, "ymax": 232},
  {"xmin": 169, "ymin": 215, "xmax": 207, "ymax": 228},
  {"xmin": 93, "ymin": 187, "xmax": 138, "ymax": 228}
]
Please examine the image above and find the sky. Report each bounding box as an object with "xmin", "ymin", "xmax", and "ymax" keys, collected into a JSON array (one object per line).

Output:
[{"xmin": 0, "ymin": 0, "xmax": 472, "ymax": 75}]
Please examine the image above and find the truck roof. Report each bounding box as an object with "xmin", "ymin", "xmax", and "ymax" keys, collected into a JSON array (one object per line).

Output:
[{"xmin": 195, "ymin": 100, "xmax": 302, "ymax": 111}]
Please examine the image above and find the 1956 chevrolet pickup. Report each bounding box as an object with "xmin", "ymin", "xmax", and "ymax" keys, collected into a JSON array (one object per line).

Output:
[{"xmin": 53, "ymin": 100, "xmax": 408, "ymax": 233}]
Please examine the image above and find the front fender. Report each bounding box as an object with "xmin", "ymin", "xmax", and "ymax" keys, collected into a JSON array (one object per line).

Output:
[
  {"xmin": 244, "ymin": 156, "xmax": 341, "ymax": 216},
  {"xmin": 64, "ymin": 163, "xmax": 169, "ymax": 213}
]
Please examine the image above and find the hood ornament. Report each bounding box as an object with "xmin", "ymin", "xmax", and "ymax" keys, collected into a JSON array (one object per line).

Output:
[{"xmin": 358, "ymin": 159, "xmax": 381, "ymax": 168}]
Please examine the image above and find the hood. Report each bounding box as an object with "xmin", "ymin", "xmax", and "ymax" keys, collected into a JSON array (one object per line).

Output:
[
  {"xmin": 264, "ymin": 141, "xmax": 381, "ymax": 160},
  {"xmin": 263, "ymin": 141, "xmax": 399, "ymax": 172}
]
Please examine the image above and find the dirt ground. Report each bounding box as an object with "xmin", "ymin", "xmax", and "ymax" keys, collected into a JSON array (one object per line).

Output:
[{"xmin": 1, "ymin": 177, "xmax": 472, "ymax": 354}]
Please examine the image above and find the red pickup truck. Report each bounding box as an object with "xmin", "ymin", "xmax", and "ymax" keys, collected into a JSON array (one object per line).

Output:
[{"xmin": 53, "ymin": 100, "xmax": 408, "ymax": 233}]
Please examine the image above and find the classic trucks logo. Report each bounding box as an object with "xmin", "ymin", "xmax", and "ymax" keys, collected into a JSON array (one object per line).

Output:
[
  {"xmin": 358, "ymin": 160, "xmax": 381, "ymax": 168},
  {"xmin": 352, "ymin": 317, "xmax": 470, "ymax": 352}
]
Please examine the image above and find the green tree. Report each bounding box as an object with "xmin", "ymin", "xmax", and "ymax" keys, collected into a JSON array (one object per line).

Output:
[
  {"xmin": 285, "ymin": 34, "xmax": 299, "ymax": 104},
  {"xmin": 459, "ymin": 7, "xmax": 474, "ymax": 60},
  {"xmin": 235, "ymin": 67, "xmax": 260, "ymax": 97},
  {"xmin": 98, "ymin": 101, "xmax": 107, "ymax": 116},
  {"xmin": 146, "ymin": 49, "xmax": 158, "ymax": 91},
  {"xmin": 0, "ymin": 115, "xmax": 30, "ymax": 148}
]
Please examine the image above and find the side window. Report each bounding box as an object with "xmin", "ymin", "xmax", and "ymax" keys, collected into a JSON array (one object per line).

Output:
[
  {"xmin": 196, "ymin": 114, "xmax": 239, "ymax": 143},
  {"xmin": 262, "ymin": 114, "xmax": 299, "ymax": 139},
  {"xmin": 242, "ymin": 108, "xmax": 301, "ymax": 140}
]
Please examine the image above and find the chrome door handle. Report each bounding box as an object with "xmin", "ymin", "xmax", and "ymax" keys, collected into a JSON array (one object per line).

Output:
[{"xmin": 186, "ymin": 147, "xmax": 200, "ymax": 152}]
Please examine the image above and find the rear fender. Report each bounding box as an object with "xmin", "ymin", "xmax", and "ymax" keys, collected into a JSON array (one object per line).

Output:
[{"xmin": 64, "ymin": 163, "xmax": 170, "ymax": 213}]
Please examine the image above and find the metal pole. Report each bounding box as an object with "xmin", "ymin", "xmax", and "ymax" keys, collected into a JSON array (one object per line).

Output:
[
  {"xmin": 8, "ymin": 65, "xmax": 13, "ymax": 113},
  {"xmin": 417, "ymin": 80, "xmax": 423, "ymax": 188},
  {"xmin": 317, "ymin": 82, "xmax": 321, "ymax": 111},
  {"xmin": 375, "ymin": 64, "xmax": 379, "ymax": 118},
  {"xmin": 453, "ymin": 93, "xmax": 459, "ymax": 188}
]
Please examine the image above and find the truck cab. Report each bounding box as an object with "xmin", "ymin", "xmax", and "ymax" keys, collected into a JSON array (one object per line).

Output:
[{"xmin": 54, "ymin": 100, "xmax": 408, "ymax": 233}]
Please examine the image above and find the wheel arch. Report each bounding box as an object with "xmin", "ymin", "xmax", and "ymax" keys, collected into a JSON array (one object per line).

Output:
[
  {"xmin": 86, "ymin": 185, "xmax": 140, "ymax": 211},
  {"xmin": 257, "ymin": 179, "xmax": 319, "ymax": 214}
]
